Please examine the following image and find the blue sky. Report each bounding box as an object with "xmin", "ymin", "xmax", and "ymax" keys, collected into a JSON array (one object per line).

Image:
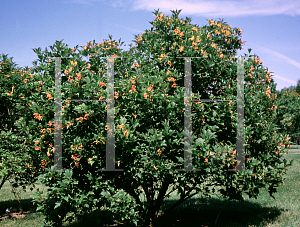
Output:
[{"xmin": 1, "ymin": 0, "xmax": 299, "ymax": 91}]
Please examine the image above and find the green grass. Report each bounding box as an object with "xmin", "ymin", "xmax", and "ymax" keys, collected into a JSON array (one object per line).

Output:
[
  {"xmin": 1, "ymin": 146, "xmax": 299, "ymax": 226},
  {"xmin": 0, "ymin": 181, "xmax": 47, "ymax": 227}
]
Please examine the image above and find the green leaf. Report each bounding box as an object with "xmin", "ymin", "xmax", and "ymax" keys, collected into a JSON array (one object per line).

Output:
[
  {"xmin": 195, "ymin": 138, "xmax": 205, "ymax": 146},
  {"xmin": 141, "ymin": 154, "xmax": 149, "ymax": 161},
  {"xmin": 54, "ymin": 201, "xmax": 61, "ymax": 209},
  {"xmin": 65, "ymin": 170, "xmax": 73, "ymax": 178},
  {"xmin": 101, "ymin": 191, "xmax": 111, "ymax": 198},
  {"xmin": 84, "ymin": 76, "xmax": 90, "ymax": 84}
]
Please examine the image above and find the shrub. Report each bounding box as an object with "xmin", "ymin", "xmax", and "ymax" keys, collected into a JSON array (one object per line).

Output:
[
  {"xmin": 0, "ymin": 54, "xmax": 41, "ymax": 191},
  {"xmin": 7, "ymin": 9, "xmax": 293, "ymax": 226}
]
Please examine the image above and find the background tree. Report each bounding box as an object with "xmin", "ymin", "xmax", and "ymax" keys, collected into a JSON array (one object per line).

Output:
[{"xmin": 275, "ymin": 84, "xmax": 300, "ymax": 145}]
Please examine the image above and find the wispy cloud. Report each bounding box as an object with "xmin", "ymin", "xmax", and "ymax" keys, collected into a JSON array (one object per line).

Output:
[
  {"xmin": 64, "ymin": 0, "xmax": 96, "ymax": 5},
  {"xmin": 131, "ymin": 0, "xmax": 300, "ymax": 17},
  {"xmin": 108, "ymin": 22, "xmax": 144, "ymax": 34},
  {"xmin": 64, "ymin": 0, "xmax": 300, "ymax": 17},
  {"xmin": 257, "ymin": 46, "xmax": 300, "ymax": 69},
  {"xmin": 273, "ymin": 74, "xmax": 297, "ymax": 84},
  {"xmin": 66, "ymin": 0, "xmax": 132, "ymax": 7}
]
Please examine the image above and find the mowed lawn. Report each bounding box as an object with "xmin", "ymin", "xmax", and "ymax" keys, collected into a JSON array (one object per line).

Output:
[{"xmin": 0, "ymin": 145, "xmax": 299, "ymax": 227}]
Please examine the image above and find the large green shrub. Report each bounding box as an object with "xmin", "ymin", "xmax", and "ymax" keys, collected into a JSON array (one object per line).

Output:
[
  {"xmin": 0, "ymin": 54, "xmax": 42, "ymax": 191},
  {"xmin": 8, "ymin": 9, "xmax": 293, "ymax": 226}
]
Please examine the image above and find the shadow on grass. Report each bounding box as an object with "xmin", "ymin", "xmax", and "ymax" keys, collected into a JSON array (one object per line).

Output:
[
  {"xmin": 66, "ymin": 210, "xmax": 134, "ymax": 227},
  {"xmin": 0, "ymin": 198, "xmax": 38, "ymax": 221},
  {"xmin": 66, "ymin": 197, "xmax": 286, "ymax": 227},
  {"xmin": 0, "ymin": 193, "xmax": 287, "ymax": 227},
  {"xmin": 155, "ymin": 197, "xmax": 286, "ymax": 227}
]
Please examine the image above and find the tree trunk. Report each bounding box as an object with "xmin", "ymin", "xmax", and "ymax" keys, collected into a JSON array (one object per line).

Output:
[
  {"xmin": 142, "ymin": 176, "xmax": 154, "ymax": 226},
  {"xmin": 0, "ymin": 172, "xmax": 12, "ymax": 190},
  {"xmin": 152, "ymin": 174, "xmax": 173, "ymax": 218},
  {"xmin": 140, "ymin": 174, "xmax": 173, "ymax": 226}
]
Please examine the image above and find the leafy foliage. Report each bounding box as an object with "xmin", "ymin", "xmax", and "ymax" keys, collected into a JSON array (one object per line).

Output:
[
  {"xmin": 1, "ymin": 9, "xmax": 294, "ymax": 226},
  {"xmin": 0, "ymin": 54, "xmax": 42, "ymax": 191},
  {"xmin": 275, "ymin": 85, "xmax": 300, "ymax": 145}
]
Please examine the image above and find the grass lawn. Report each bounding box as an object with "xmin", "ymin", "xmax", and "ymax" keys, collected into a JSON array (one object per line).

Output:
[{"xmin": 0, "ymin": 145, "xmax": 299, "ymax": 226}]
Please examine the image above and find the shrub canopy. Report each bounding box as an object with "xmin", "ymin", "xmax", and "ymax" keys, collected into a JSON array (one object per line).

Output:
[{"xmin": 1, "ymin": 9, "xmax": 293, "ymax": 226}]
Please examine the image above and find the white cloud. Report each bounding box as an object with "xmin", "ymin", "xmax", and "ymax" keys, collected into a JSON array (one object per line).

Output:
[
  {"xmin": 111, "ymin": 23, "xmax": 144, "ymax": 34},
  {"xmin": 248, "ymin": 46, "xmax": 299, "ymax": 87},
  {"xmin": 65, "ymin": 0, "xmax": 95, "ymax": 5},
  {"xmin": 131, "ymin": 0, "xmax": 300, "ymax": 17},
  {"xmin": 64, "ymin": 0, "xmax": 300, "ymax": 17},
  {"xmin": 273, "ymin": 74, "xmax": 297, "ymax": 84},
  {"xmin": 256, "ymin": 46, "xmax": 300, "ymax": 69},
  {"xmin": 66, "ymin": 0, "xmax": 132, "ymax": 7}
]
